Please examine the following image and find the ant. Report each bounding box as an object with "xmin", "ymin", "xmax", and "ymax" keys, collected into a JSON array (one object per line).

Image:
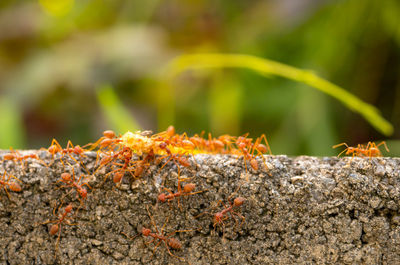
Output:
[
  {"xmin": 38, "ymin": 203, "xmax": 77, "ymax": 255},
  {"xmin": 158, "ymin": 176, "xmax": 206, "ymax": 209},
  {"xmin": 84, "ymin": 130, "xmax": 121, "ymax": 152},
  {"xmin": 248, "ymin": 134, "xmax": 271, "ymax": 171},
  {"xmin": 364, "ymin": 141, "xmax": 390, "ymax": 157},
  {"xmin": 47, "ymin": 139, "xmax": 88, "ymax": 170},
  {"xmin": 0, "ymin": 172, "xmax": 22, "ymax": 200},
  {"xmin": 122, "ymin": 205, "xmax": 194, "ymax": 262},
  {"xmin": 157, "ymin": 142, "xmax": 191, "ymax": 174},
  {"xmin": 3, "ymin": 149, "xmax": 48, "ymax": 169},
  {"xmin": 196, "ymin": 196, "xmax": 246, "ymax": 239},
  {"xmin": 333, "ymin": 141, "xmax": 389, "ymax": 158},
  {"xmin": 56, "ymin": 167, "xmax": 92, "ymax": 208},
  {"xmin": 236, "ymin": 135, "xmax": 259, "ymax": 172},
  {"xmin": 213, "ymin": 197, "xmax": 245, "ymax": 229}
]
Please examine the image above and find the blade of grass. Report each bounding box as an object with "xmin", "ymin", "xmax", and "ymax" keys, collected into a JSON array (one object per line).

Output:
[
  {"xmin": 162, "ymin": 53, "xmax": 393, "ymax": 136},
  {"xmin": 96, "ymin": 84, "xmax": 141, "ymax": 133},
  {"xmin": 0, "ymin": 97, "xmax": 26, "ymax": 149}
]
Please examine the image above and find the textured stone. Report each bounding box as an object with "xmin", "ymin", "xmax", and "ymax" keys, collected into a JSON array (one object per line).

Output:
[{"xmin": 0, "ymin": 151, "xmax": 399, "ymax": 264}]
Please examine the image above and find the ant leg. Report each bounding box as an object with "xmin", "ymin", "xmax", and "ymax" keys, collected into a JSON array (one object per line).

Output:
[
  {"xmin": 259, "ymin": 134, "xmax": 272, "ymax": 155},
  {"xmin": 332, "ymin": 142, "xmax": 348, "ymax": 149},
  {"xmin": 3, "ymin": 186, "xmax": 11, "ymax": 200},
  {"xmin": 121, "ymin": 232, "xmax": 139, "ymax": 241},
  {"xmin": 146, "ymin": 205, "xmax": 162, "ymax": 235},
  {"xmin": 8, "ymin": 174, "xmax": 22, "ymax": 184},
  {"xmin": 377, "ymin": 141, "xmax": 390, "ymax": 152}
]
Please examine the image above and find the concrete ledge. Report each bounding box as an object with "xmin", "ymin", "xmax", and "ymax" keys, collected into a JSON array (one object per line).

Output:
[{"xmin": 0, "ymin": 151, "xmax": 400, "ymax": 264}]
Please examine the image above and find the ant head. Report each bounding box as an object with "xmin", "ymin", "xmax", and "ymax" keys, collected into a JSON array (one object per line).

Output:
[
  {"xmin": 80, "ymin": 188, "xmax": 88, "ymax": 199},
  {"xmin": 345, "ymin": 148, "xmax": 354, "ymax": 154},
  {"xmin": 61, "ymin": 173, "xmax": 72, "ymax": 182},
  {"xmin": 142, "ymin": 228, "xmax": 151, "ymax": 236},
  {"xmin": 234, "ymin": 197, "xmax": 245, "ymax": 207},
  {"xmin": 183, "ymin": 183, "xmax": 195, "ymax": 193},
  {"xmin": 214, "ymin": 212, "xmax": 223, "ymax": 223},
  {"xmin": 65, "ymin": 204, "xmax": 73, "ymax": 213},
  {"xmin": 50, "ymin": 224, "xmax": 59, "ymax": 235},
  {"xmin": 74, "ymin": 146, "xmax": 83, "ymax": 154},
  {"xmin": 158, "ymin": 193, "xmax": 166, "ymax": 202}
]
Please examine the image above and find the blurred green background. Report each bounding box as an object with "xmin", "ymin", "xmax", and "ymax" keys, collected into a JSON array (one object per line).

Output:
[{"xmin": 0, "ymin": 0, "xmax": 399, "ymax": 156}]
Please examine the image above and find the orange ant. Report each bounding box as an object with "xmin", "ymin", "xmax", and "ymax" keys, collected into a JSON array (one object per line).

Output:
[
  {"xmin": 333, "ymin": 141, "xmax": 389, "ymax": 158},
  {"xmin": 158, "ymin": 142, "xmax": 191, "ymax": 174},
  {"xmin": 158, "ymin": 176, "xmax": 206, "ymax": 208},
  {"xmin": 3, "ymin": 149, "xmax": 48, "ymax": 169},
  {"xmin": 122, "ymin": 205, "xmax": 194, "ymax": 262},
  {"xmin": 364, "ymin": 141, "xmax": 390, "ymax": 157},
  {"xmin": 236, "ymin": 135, "xmax": 257, "ymax": 172},
  {"xmin": 196, "ymin": 196, "xmax": 245, "ymax": 238},
  {"xmin": 248, "ymin": 134, "xmax": 271, "ymax": 171},
  {"xmin": 0, "ymin": 171, "xmax": 22, "ymax": 200},
  {"xmin": 38, "ymin": 203, "xmax": 77, "ymax": 255},
  {"xmin": 47, "ymin": 139, "xmax": 88, "ymax": 170},
  {"xmin": 56, "ymin": 167, "xmax": 92, "ymax": 207},
  {"xmin": 84, "ymin": 130, "xmax": 121, "ymax": 152},
  {"xmin": 48, "ymin": 139, "xmax": 86, "ymax": 158},
  {"xmin": 213, "ymin": 197, "xmax": 245, "ymax": 229}
]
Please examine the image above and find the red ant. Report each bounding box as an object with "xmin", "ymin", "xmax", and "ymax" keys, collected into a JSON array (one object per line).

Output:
[
  {"xmin": 365, "ymin": 141, "xmax": 390, "ymax": 157},
  {"xmin": 196, "ymin": 196, "xmax": 245, "ymax": 238},
  {"xmin": 213, "ymin": 197, "xmax": 245, "ymax": 228},
  {"xmin": 333, "ymin": 141, "xmax": 389, "ymax": 158},
  {"xmin": 38, "ymin": 203, "xmax": 77, "ymax": 255},
  {"xmin": 3, "ymin": 149, "xmax": 48, "ymax": 169},
  {"xmin": 0, "ymin": 172, "xmax": 22, "ymax": 199},
  {"xmin": 158, "ymin": 176, "xmax": 206, "ymax": 208},
  {"xmin": 56, "ymin": 167, "xmax": 92, "ymax": 207},
  {"xmin": 48, "ymin": 139, "xmax": 86, "ymax": 158},
  {"xmin": 84, "ymin": 130, "xmax": 121, "ymax": 152},
  {"xmin": 47, "ymin": 139, "xmax": 88, "ymax": 170},
  {"xmin": 157, "ymin": 142, "xmax": 191, "ymax": 174},
  {"xmin": 236, "ymin": 135, "xmax": 258, "ymax": 172},
  {"xmin": 98, "ymin": 146, "xmax": 154, "ymax": 185},
  {"xmin": 248, "ymin": 134, "xmax": 271, "ymax": 171},
  {"xmin": 122, "ymin": 205, "xmax": 194, "ymax": 262}
]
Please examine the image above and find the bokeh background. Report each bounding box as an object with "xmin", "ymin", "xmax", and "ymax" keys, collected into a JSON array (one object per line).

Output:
[{"xmin": 0, "ymin": 0, "xmax": 399, "ymax": 156}]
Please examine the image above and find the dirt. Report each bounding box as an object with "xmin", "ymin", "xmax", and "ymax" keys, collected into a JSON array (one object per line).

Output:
[{"xmin": 0, "ymin": 151, "xmax": 399, "ymax": 264}]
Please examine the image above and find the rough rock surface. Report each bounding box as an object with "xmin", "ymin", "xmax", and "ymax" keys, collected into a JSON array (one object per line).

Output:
[{"xmin": 0, "ymin": 150, "xmax": 400, "ymax": 264}]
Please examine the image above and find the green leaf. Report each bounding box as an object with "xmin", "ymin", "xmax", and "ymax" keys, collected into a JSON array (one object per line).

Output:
[{"xmin": 163, "ymin": 53, "xmax": 394, "ymax": 136}]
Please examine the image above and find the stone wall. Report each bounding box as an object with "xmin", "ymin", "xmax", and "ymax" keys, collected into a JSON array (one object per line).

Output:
[{"xmin": 0, "ymin": 151, "xmax": 399, "ymax": 264}]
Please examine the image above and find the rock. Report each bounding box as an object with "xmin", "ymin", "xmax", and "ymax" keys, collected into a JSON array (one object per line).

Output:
[{"xmin": 0, "ymin": 151, "xmax": 399, "ymax": 264}]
